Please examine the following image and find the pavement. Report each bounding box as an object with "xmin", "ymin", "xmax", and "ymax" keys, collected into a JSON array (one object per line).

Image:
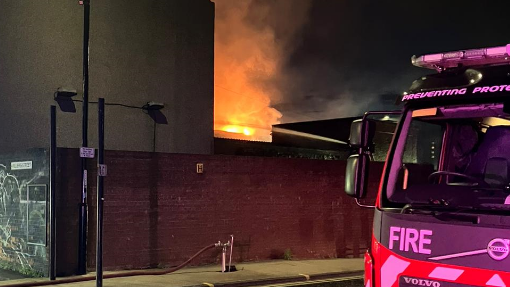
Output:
[
  {"xmin": 0, "ymin": 270, "xmax": 27, "ymax": 282},
  {"xmin": 0, "ymin": 259, "xmax": 364, "ymax": 287}
]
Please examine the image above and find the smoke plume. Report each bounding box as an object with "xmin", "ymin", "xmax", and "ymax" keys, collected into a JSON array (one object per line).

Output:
[
  {"xmin": 213, "ymin": 0, "xmax": 312, "ymax": 141},
  {"xmin": 213, "ymin": 0, "xmax": 408, "ymax": 141}
]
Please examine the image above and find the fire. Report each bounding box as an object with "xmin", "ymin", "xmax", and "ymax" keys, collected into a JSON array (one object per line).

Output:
[
  {"xmin": 212, "ymin": 0, "xmax": 283, "ymax": 142},
  {"xmin": 222, "ymin": 125, "xmax": 254, "ymax": 136}
]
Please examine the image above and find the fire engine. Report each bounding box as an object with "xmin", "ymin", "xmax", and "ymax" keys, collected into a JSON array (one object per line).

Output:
[{"xmin": 345, "ymin": 44, "xmax": 510, "ymax": 287}]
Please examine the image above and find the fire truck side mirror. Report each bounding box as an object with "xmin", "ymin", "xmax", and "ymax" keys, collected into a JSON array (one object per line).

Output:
[
  {"xmin": 345, "ymin": 153, "xmax": 369, "ymax": 198},
  {"xmin": 345, "ymin": 118, "xmax": 375, "ymax": 199},
  {"xmin": 349, "ymin": 119, "xmax": 376, "ymax": 148}
]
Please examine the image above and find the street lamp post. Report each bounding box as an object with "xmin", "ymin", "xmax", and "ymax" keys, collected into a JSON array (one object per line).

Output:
[
  {"xmin": 96, "ymin": 98, "xmax": 105, "ymax": 287},
  {"xmin": 49, "ymin": 106, "xmax": 57, "ymax": 280},
  {"xmin": 78, "ymin": 0, "xmax": 91, "ymax": 275}
]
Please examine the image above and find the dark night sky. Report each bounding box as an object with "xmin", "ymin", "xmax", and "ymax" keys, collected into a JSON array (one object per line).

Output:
[{"xmin": 264, "ymin": 0, "xmax": 510, "ymax": 122}]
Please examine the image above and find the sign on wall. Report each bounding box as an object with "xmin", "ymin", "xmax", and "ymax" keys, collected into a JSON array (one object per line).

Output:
[{"xmin": 11, "ymin": 161, "xmax": 33, "ymax": 170}]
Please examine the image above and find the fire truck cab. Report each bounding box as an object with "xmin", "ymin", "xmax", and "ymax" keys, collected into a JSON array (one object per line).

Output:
[{"xmin": 345, "ymin": 44, "xmax": 510, "ymax": 287}]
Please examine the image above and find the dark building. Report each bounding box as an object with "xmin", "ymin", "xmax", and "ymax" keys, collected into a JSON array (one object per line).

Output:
[
  {"xmin": 272, "ymin": 117, "xmax": 399, "ymax": 162},
  {"xmin": 272, "ymin": 118, "xmax": 356, "ymax": 150},
  {"xmin": 215, "ymin": 117, "xmax": 398, "ymax": 161},
  {"xmin": 0, "ymin": 0, "xmax": 214, "ymax": 154},
  {"xmin": 0, "ymin": 0, "xmax": 214, "ymax": 277},
  {"xmin": 214, "ymin": 138, "xmax": 349, "ymax": 160}
]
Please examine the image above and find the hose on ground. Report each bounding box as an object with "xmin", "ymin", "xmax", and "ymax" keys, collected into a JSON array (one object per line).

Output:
[{"xmin": 4, "ymin": 243, "xmax": 218, "ymax": 287}]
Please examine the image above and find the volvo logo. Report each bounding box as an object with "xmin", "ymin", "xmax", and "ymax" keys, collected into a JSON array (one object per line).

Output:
[
  {"xmin": 487, "ymin": 238, "xmax": 510, "ymax": 261},
  {"xmin": 403, "ymin": 277, "xmax": 441, "ymax": 287}
]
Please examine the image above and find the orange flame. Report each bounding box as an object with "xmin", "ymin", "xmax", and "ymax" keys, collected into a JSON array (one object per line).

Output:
[
  {"xmin": 213, "ymin": 0, "xmax": 282, "ymax": 142},
  {"xmin": 222, "ymin": 125, "xmax": 254, "ymax": 136}
]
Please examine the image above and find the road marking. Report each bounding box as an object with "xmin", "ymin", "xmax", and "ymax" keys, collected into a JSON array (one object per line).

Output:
[
  {"xmin": 257, "ymin": 276, "xmax": 363, "ymax": 287},
  {"xmin": 299, "ymin": 274, "xmax": 310, "ymax": 280}
]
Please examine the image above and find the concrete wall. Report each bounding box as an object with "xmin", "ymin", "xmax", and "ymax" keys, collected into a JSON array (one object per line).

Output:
[
  {"xmin": 0, "ymin": 0, "xmax": 214, "ymax": 154},
  {"xmin": 56, "ymin": 149, "xmax": 383, "ymax": 274}
]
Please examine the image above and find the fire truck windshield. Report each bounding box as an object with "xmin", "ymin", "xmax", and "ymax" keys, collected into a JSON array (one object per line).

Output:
[{"xmin": 385, "ymin": 103, "xmax": 510, "ymax": 212}]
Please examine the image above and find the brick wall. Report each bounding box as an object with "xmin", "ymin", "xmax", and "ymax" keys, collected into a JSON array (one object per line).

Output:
[{"xmin": 57, "ymin": 149, "xmax": 384, "ymax": 273}]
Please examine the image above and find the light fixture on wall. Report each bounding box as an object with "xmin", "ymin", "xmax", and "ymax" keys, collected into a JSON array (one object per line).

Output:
[
  {"xmin": 143, "ymin": 101, "xmax": 168, "ymax": 124},
  {"xmin": 54, "ymin": 87, "xmax": 78, "ymax": 113},
  {"xmin": 54, "ymin": 90, "xmax": 168, "ymax": 125},
  {"xmin": 52, "ymin": 91, "xmax": 168, "ymax": 153}
]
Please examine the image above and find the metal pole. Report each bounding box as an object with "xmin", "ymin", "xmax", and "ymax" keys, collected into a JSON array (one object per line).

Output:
[
  {"xmin": 221, "ymin": 246, "xmax": 226, "ymax": 272},
  {"xmin": 50, "ymin": 106, "xmax": 57, "ymax": 280},
  {"xmin": 78, "ymin": 0, "xmax": 91, "ymax": 275},
  {"xmin": 96, "ymin": 98, "xmax": 105, "ymax": 287},
  {"xmin": 228, "ymin": 235, "xmax": 234, "ymax": 272}
]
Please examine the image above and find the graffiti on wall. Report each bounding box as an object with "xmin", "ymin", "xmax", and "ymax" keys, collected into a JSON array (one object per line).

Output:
[{"xmin": 0, "ymin": 151, "xmax": 48, "ymax": 276}]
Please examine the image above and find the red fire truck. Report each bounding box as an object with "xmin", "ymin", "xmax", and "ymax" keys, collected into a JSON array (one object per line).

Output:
[{"xmin": 345, "ymin": 44, "xmax": 510, "ymax": 287}]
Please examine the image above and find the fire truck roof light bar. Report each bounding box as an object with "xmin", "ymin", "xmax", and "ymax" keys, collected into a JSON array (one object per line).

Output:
[{"xmin": 412, "ymin": 44, "xmax": 510, "ymax": 71}]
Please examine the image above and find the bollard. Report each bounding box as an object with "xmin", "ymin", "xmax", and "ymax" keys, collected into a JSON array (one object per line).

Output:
[{"xmin": 222, "ymin": 245, "xmax": 227, "ymax": 272}]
